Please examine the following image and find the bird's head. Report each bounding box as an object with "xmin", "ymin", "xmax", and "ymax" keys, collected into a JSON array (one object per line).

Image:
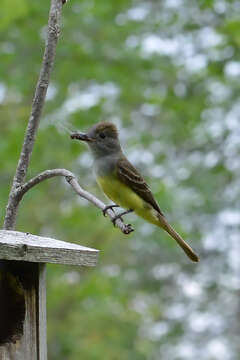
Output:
[{"xmin": 71, "ymin": 122, "xmax": 121, "ymax": 158}]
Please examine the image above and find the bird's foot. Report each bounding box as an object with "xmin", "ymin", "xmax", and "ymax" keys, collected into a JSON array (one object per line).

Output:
[
  {"xmin": 102, "ymin": 204, "xmax": 120, "ymax": 217},
  {"xmin": 112, "ymin": 209, "xmax": 134, "ymax": 226}
]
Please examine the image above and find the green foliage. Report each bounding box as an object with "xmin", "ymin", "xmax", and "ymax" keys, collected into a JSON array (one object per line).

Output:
[
  {"xmin": 0, "ymin": 0, "xmax": 29, "ymax": 31},
  {"xmin": 1, "ymin": 0, "xmax": 239, "ymax": 359}
]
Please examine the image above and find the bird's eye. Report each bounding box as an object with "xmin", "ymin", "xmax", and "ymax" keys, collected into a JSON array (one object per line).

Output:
[{"xmin": 99, "ymin": 132, "xmax": 106, "ymax": 139}]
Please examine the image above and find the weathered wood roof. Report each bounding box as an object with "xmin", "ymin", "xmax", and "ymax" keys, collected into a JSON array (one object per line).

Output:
[{"xmin": 0, "ymin": 230, "xmax": 99, "ymax": 267}]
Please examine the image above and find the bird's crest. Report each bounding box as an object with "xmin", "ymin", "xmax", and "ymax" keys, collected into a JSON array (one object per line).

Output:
[{"xmin": 95, "ymin": 122, "xmax": 118, "ymax": 137}]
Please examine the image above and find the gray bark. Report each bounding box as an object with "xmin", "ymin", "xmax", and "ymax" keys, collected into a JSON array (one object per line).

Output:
[
  {"xmin": 3, "ymin": 0, "xmax": 63, "ymax": 230},
  {"xmin": 15, "ymin": 168, "xmax": 134, "ymax": 235}
]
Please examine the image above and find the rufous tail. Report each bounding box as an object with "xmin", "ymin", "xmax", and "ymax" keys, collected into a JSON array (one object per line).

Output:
[{"xmin": 157, "ymin": 214, "xmax": 199, "ymax": 262}]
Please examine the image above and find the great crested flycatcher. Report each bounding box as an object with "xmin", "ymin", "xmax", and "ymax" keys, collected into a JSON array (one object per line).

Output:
[{"xmin": 71, "ymin": 122, "xmax": 199, "ymax": 262}]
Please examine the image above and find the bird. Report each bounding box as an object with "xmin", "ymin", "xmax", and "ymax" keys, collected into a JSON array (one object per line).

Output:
[{"xmin": 71, "ymin": 122, "xmax": 199, "ymax": 262}]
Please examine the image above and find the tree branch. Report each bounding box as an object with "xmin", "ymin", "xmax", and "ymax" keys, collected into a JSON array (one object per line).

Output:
[
  {"xmin": 16, "ymin": 169, "xmax": 134, "ymax": 235},
  {"xmin": 3, "ymin": 0, "xmax": 63, "ymax": 230},
  {"xmin": 16, "ymin": 169, "xmax": 73, "ymax": 197},
  {"xmin": 2, "ymin": 0, "xmax": 133, "ymax": 235}
]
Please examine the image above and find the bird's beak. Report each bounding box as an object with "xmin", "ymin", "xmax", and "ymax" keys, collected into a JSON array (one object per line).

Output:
[{"xmin": 70, "ymin": 132, "xmax": 94, "ymax": 142}]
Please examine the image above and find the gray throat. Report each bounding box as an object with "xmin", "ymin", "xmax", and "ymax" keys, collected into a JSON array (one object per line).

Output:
[{"xmin": 93, "ymin": 152, "xmax": 121, "ymax": 177}]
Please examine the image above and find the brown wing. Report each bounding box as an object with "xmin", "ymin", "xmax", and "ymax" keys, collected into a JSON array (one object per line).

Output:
[{"xmin": 117, "ymin": 156, "xmax": 164, "ymax": 216}]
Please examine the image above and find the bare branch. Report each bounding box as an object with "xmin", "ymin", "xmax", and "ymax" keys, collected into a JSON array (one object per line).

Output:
[
  {"xmin": 3, "ymin": 0, "xmax": 63, "ymax": 230},
  {"xmin": 2, "ymin": 0, "xmax": 133, "ymax": 235},
  {"xmin": 16, "ymin": 169, "xmax": 73, "ymax": 197},
  {"xmin": 16, "ymin": 169, "xmax": 134, "ymax": 235},
  {"xmin": 14, "ymin": 0, "xmax": 62, "ymax": 187}
]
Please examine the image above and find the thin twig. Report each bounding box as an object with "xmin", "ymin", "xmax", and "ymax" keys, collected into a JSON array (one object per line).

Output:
[
  {"xmin": 3, "ymin": 0, "xmax": 63, "ymax": 230},
  {"xmin": 16, "ymin": 169, "xmax": 73, "ymax": 197},
  {"xmin": 16, "ymin": 169, "xmax": 134, "ymax": 235}
]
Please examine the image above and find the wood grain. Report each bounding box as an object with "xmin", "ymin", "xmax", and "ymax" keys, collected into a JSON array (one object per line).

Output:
[
  {"xmin": 0, "ymin": 231, "xmax": 99, "ymax": 267},
  {"xmin": 0, "ymin": 262, "xmax": 47, "ymax": 360}
]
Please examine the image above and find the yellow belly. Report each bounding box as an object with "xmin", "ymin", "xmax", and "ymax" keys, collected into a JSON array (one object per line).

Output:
[{"xmin": 97, "ymin": 175, "xmax": 159, "ymax": 226}]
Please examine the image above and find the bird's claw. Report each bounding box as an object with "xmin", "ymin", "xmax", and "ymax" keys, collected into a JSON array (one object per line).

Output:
[
  {"xmin": 111, "ymin": 214, "xmax": 123, "ymax": 226},
  {"xmin": 103, "ymin": 207, "xmax": 134, "ymax": 233},
  {"xmin": 111, "ymin": 209, "xmax": 134, "ymax": 227},
  {"xmin": 112, "ymin": 216, "xmax": 134, "ymax": 234},
  {"xmin": 102, "ymin": 204, "xmax": 120, "ymax": 217}
]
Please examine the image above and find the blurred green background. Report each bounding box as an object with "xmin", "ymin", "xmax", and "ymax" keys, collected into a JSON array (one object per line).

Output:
[{"xmin": 1, "ymin": 0, "xmax": 240, "ymax": 359}]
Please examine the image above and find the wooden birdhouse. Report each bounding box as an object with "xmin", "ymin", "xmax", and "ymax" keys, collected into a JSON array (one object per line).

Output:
[{"xmin": 0, "ymin": 230, "xmax": 99, "ymax": 359}]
